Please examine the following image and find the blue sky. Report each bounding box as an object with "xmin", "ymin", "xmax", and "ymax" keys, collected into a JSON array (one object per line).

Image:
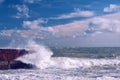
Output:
[{"xmin": 0, "ymin": 0, "xmax": 120, "ymax": 47}]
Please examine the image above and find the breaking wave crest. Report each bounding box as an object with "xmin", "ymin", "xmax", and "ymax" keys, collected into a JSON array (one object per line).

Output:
[
  {"xmin": 50, "ymin": 57, "xmax": 120, "ymax": 69},
  {"xmin": 16, "ymin": 41, "xmax": 53, "ymax": 69},
  {"xmin": 15, "ymin": 41, "xmax": 120, "ymax": 69}
]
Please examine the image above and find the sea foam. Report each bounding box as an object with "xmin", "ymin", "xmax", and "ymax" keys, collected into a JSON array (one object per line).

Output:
[
  {"xmin": 16, "ymin": 41, "xmax": 120, "ymax": 69},
  {"xmin": 16, "ymin": 41, "xmax": 53, "ymax": 69}
]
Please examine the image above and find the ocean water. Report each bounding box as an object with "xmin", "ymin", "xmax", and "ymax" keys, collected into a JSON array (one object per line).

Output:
[
  {"xmin": 0, "ymin": 57, "xmax": 120, "ymax": 80},
  {"xmin": 1, "ymin": 42, "xmax": 120, "ymax": 80}
]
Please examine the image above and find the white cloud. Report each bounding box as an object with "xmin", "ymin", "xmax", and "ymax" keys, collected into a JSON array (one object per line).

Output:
[
  {"xmin": 104, "ymin": 4, "xmax": 120, "ymax": 12},
  {"xmin": 1, "ymin": 12, "xmax": 120, "ymax": 47},
  {"xmin": 24, "ymin": 0, "xmax": 42, "ymax": 4},
  {"xmin": 2, "ymin": 12, "xmax": 120, "ymax": 38},
  {"xmin": 0, "ymin": 30, "xmax": 13, "ymax": 37},
  {"xmin": 85, "ymin": 17, "xmax": 120, "ymax": 36},
  {"xmin": 14, "ymin": 4, "xmax": 30, "ymax": 18},
  {"xmin": 22, "ymin": 19, "xmax": 56, "ymax": 39},
  {"xmin": 51, "ymin": 12, "xmax": 120, "ymax": 37},
  {"xmin": 11, "ymin": 12, "xmax": 120, "ymax": 39},
  {"xmin": 23, "ymin": 19, "xmax": 54, "ymax": 32},
  {"xmin": 23, "ymin": 19, "xmax": 45, "ymax": 29},
  {"xmin": 51, "ymin": 21, "xmax": 86, "ymax": 37},
  {"xmin": 52, "ymin": 8, "xmax": 95, "ymax": 19}
]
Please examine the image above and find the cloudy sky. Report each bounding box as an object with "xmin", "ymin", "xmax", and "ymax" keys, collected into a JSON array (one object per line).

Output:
[{"xmin": 0, "ymin": 0, "xmax": 120, "ymax": 47}]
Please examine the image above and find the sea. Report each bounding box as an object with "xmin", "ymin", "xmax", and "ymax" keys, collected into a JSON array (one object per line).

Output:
[{"xmin": 0, "ymin": 42, "xmax": 120, "ymax": 80}]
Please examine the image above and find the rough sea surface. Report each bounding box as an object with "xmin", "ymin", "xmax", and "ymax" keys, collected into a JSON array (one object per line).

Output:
[
  {"xmin": 0, "ymin": 58, "xmax": 120, "ymax": 80},
  {"xmin": 1, "ymin": 43, "xmax": 120, "ymax": 80}
]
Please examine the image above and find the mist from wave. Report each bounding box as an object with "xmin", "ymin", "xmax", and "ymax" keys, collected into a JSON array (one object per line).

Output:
[{"xmin": 16, "ymin": 41, "xmax": 53, "ymax": 69}]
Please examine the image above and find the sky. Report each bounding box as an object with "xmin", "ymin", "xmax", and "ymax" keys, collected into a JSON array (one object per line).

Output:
[{"xmin": 0, "ymin": 0, "xmax": 120, "ymax": 48}]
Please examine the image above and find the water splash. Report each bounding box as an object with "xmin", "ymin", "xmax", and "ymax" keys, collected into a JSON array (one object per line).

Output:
[
  {"xmin": 14, "ymin": 41, "xmax": 120, "ymax": 69},
  {"xmin": 16, "ymin": 41, "xmax": 53, "ymax": 69}
]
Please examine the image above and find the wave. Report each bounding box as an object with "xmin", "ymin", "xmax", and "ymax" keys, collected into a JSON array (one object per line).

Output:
[
  {"xmin": 15, "ymin": 41, "xmax": 120, "ymax": 69},
  {"xmin": 16, "ymin": 41, "xmax": 53, "ymax": 69},
  {"xmin": 18, "ymin": 55, "xmax": 120, "ymax": 69},
  {"xmin": 50, "ymin": 57, "xmax": 120, "ymax": 69},
  {"xmin": 4, "ymin": 40, "xmax": 117, "ymax": 69}
]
